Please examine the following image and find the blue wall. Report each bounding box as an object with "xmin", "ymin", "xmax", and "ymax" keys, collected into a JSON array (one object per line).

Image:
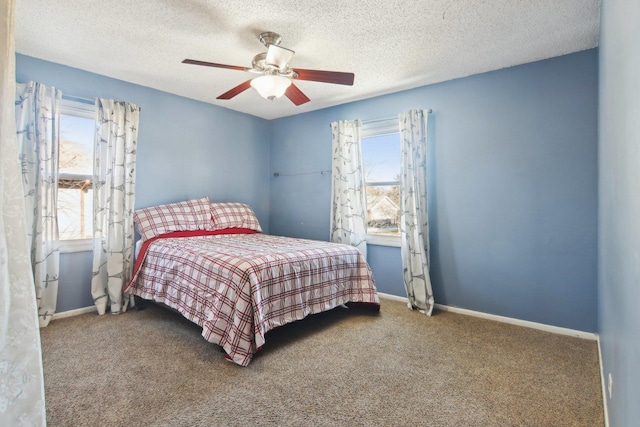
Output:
[
  {"xmin": 16, "ymin": 54, "xmax": 271, "ymax": 312},
  {"xmin": 57, "ymin": 251, "xmax": 93, "ymax": 312},
  {"xmin": 598, "ymin": 0, "xmax": 640, "ymax": 425},
  {"xmin": 270, "ymin": 50, "xmax": 599, "ymax": 332}
]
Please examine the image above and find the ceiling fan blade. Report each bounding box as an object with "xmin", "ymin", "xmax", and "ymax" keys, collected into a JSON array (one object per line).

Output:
[
  {"xmin": 217, "ymin": 80, "xmax": 253, "ymax": 100},
  {"xmin": 182, "ymin": 59, "xmax": 246, "ymax": 71},
  {"xmin": 293, "ymin": 68, "xmax": 355, "ymax": 86},
  {"xmin": 266, "ymin": 44, "xmax": 295, "ymax": 70},
  {"xmin": 285, "ymin": 83, "xmax": 311, "ymax": 106}
]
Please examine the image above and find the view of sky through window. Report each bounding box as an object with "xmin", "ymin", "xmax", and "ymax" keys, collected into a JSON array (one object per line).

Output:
[
  {"xmin": 60, "ymin": 114, "xmax": 94, "ymax": 175},
  {"xmin": 361, "ymin": 133, "xmax": 400, "ymax": 182}
]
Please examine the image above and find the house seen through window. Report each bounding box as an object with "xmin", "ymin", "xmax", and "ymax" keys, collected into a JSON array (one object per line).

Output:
[
  {"xmin": 58, "ymin": 99, "xmax": 95, "ymax": 242},
  {"xmin": 361, "ymin": 118, "xmax": 401, "ymax": 242}
]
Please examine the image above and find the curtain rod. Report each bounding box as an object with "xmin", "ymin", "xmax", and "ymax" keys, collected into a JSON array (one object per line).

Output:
[
  {"xmin": 61, "ymin": 94, "xmax": 142, "ymax": 111},
  {"xmin": 61, "ymin": 94, "xmax": 94, "ymax": 105},
  {"xmin": 273, "ymin": 170, "xmax": 331, "ymax": 177},
  {"xmin": 363, "ymin": 109, "xmax": 433, "ymax": 125}
]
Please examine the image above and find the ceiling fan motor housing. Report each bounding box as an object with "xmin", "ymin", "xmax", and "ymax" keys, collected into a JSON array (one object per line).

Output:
[{"xmin": 258, "ymin": 32, "xmax": 282, "ymax": 47}]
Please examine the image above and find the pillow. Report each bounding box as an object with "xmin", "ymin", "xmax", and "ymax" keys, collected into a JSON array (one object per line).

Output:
[
  {"xmin": 134, "ymin": 197, "xmax": 212, "ymax": 241},
  {"xmin": 210, "ymin": 202, "xmax": 262, "ymax": 232}
]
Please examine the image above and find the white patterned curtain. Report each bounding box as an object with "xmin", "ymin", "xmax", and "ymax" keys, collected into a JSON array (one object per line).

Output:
[
  {"xmin": 330, "ymin": 120, "xmax": 367, "ymax": 257},
  {"xmin": 0, "ymin": 0, "xmax": 47, "ymax": 424},
  {"xmin": 92, "ymin": 99, "xmax": 139, "ymax": 315},
  {"xmin": 399, "ymin": 109, "xmax": 434, "ymax": 315},
  {"xmin": 15, "ymin": 81, "xmax": 61, "ymax": 327}
]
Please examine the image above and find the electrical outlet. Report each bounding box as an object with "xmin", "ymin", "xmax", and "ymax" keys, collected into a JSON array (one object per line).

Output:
[{"xmin": 608, "ymin": 373, "xmax": 613, "ymax": 399}]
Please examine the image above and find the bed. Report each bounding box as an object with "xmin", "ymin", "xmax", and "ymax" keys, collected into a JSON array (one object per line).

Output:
[{"xmin": 124, "ymin": 198, "xmax": 379, "ymax": 366}]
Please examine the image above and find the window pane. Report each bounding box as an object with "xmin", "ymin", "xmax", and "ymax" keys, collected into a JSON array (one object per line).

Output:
[
  {"xmin": 60, "ymin": 114, "xmax": 94, "ymax": 175},
  {"xmin": 58, "ymin": 186, "xmax": 93, "ymax": 240},
  {"xmin": 362, "ymin": 134, "xmax": 400, "ymax": 183},
  {"xmin": 59, "ymin": 111, "xmax": 94, "ymax": 241},
  {"xmin": 365, "ymin": 185, "xmax": 400, "ymax": 236}
]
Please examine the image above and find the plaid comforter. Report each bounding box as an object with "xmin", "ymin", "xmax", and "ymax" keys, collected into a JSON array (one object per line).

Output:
[{"xmin": 125, "ymin": 232, "xmax": 379, "ymax": 366}]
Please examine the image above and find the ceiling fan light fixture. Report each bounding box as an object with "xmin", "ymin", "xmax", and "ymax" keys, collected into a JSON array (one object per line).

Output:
[{"xmin": 250, "ymin": 75, "xmax": 291, "ymax": 100}]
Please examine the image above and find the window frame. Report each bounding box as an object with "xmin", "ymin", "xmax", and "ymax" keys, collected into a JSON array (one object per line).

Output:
[
  {"xmin": 58, "ymin": 98, "xmax": 95, "ymax": 253},
  {"xmin": 361, "ymin": 118, "xmax": 401, "ymax": 248}
]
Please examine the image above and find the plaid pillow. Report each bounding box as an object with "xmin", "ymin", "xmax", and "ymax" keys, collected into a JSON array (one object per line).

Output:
[
  {"xmin": 134, "ymin": 197, "xmax": 212, "ymax": 241},
  {"xmin": 210, "ymin": 202, "xmax": 262, "ymax": 232}
]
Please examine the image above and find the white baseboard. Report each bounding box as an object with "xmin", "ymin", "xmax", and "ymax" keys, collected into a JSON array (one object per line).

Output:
[
  {"xmin": 597, "ymin": 336, "xmax": 610, "ymax": 427},
  {"xmin": 377, "ymin": 292, "xmax": 410, "ymax": 303},
  {"xmin": 52, "ymin": 305, "xmax": 97, "ymax": 320},
  {"xmin": 377, "ymin": 292, "xmax": 597, "ymax": 340}
]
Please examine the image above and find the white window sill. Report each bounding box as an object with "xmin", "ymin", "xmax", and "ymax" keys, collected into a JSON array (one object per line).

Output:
[
  {"xmin": 366, "ymin": 234, "xmax": 401, "ymax": 247},
  {"xmin": 59, "ymin": 238, "xmax": 93, "ymax": 253}
]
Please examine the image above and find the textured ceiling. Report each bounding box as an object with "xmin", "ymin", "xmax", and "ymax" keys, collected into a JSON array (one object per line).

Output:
[{"xmin": 15, "ymin": 0, "xmax": 600, "ymax": 120}]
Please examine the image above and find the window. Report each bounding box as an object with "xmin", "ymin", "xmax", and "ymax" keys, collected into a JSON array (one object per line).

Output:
[
  {"xmin": 361, "ymin": 118, "xmax": 401, "ymax": 246},
  {"xmin": 58, "ymin": 98, "xmax": 95, "ymax": 251}
]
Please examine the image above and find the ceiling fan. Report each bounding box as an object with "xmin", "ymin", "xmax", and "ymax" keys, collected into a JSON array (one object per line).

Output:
[{"xmin": 182, "ymin": 32, "xmax": 355, "ymax": 106}]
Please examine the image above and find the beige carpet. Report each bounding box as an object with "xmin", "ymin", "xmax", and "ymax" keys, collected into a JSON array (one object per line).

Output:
[{"xmin": 40, "ymin": 299, "xmax": 603, "ymax": 426}]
